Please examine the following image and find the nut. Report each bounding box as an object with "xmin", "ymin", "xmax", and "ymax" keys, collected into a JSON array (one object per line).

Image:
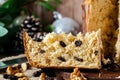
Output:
[
  {"xmin": 21, "ymin": 63, "xmax": 28, "ymax": 71},
  {"xmin": 70, "ymin": 68, "xmax": 87, "ymax": 80},
  {"xmin": 39, "ymin": 73, "xmax": 46, "ymax": 80},
  {"xmin": 6, "ymin": 66, "xmax": 14, "ymax": 75},
  {"xmin": 15, "ymin": 73, "xmax": 25, "ymax": 77},
  {"xmin": 6, "ymin": 66, "xmax": 21, "ymax": 75}
]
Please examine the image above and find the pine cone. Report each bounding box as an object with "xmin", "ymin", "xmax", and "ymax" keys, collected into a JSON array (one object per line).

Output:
[
  {"xmin": 21, "ymin": 16, "xmax": 42, "ymax": 32},
  {"xmin": 33, "ymin": 32, "xmax": 47, "ymax": 42},
  {"xmin": 15, "ymin": 16, "xmax": 47, "ymax": 49}
]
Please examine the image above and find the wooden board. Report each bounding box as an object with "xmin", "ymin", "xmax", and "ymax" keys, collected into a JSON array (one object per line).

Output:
[{"xmin": 0, "ymin": 65, "xmax": 120, "ymax": 80}]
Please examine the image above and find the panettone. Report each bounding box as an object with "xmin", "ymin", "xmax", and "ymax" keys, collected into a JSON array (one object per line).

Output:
[
  {"xmin": 23, "ymin": 30, "xmax": 102, "ymax": 69},
  {"xmin": 84, "ymin": 0, "xmax": 118, "ymax": 60},
  {"xmin": 115, "ymin": 0, "xmax": 120, "ymax": 65}
]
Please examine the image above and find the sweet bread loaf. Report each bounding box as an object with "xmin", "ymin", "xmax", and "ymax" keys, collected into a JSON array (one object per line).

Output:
[
  {"xmin": 23, "ymin": 30, "xmax": 102, "ymax": 69},
  {"xmin": 115, "ymin": 0, "xmax": 120, "ymax": 65},
  {"xmin": 84, "ymin": 0, "xmax": 118, "ymax": 59}
]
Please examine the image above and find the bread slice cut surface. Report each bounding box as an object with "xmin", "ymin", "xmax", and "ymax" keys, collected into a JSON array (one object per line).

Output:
[{"xmin": 23, "ymin": 30, "xmax": 102, "ymax": 69}]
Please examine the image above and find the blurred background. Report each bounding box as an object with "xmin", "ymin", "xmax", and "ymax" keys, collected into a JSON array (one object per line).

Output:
[{"xmin": 0, "ymin": 0, "xmax": 83, "ymax": 58}]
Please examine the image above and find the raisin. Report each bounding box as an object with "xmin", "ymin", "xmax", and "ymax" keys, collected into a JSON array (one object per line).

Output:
[
  {"xmin": 59, "ymin": 41, "xmax": 66, "ymax": 47},
  {"xmin": 9, "ymin": 76, "xmax": 18, "ymax": 80},
  {"xmin": 18, "ymin": 64, "xmax": 21, "ymax": 69},
  {"xmin": 33, "ymin": 69, "xmax": 43, "ymax": 77},
  {"xmin": 75, "ymin": 40, "xmax": 82, "ymax": 47},
  {"xmin": 40, "ymin": 49, "xmax": 45, "ymax": 53},
  {"xmin": 74, "ymin": 56, "xmax": 83, "ymax": 62},
  {"xmin": 42, "ymin": 68, "xmax": 56, "ymax": 77},
  {"xmin": 3, "ymin": 74, "xmax": 10, "ymax": 79},
  {"xmin": 94, "ymin": 50, "xmax": 98, "ymax": 55},
  {"xmin": 57, "ymin": 56, "xmax": 66, "ymax": 62}
]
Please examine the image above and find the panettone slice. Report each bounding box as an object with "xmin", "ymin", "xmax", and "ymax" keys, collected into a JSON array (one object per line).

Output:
[{"xmin": 23, "ymin": 30, "xmax": 103, "ymax": 69}]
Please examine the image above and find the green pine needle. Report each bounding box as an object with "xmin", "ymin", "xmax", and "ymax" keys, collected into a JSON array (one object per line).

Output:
[{"xmin": 39, "ymin": 1, "xmax": 55, "ymax": 11}]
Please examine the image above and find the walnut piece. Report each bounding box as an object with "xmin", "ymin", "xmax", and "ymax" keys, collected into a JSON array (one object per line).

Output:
[
  {"xmin": 15, "ymin": 73, "xmax": 25, "ymax": 77},
  {"xmin": 21, "ymin": 63, "xmax": 28, "ymax": 71},
  {"xmin": 70, "ymin": 68, "xmax": 87, "ymax": 80},
  {"xmin": 6, "ymin": 66, "xmax": 21, "ymax": 75}
]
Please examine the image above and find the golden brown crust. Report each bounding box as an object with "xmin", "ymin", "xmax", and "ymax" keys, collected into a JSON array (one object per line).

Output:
[
  {"xmin": 23, "ymin": 32, "xmax": 35, "ymax": 68},
  {"xmin": 23, "ymin": 32, "xmax": 44, "ymax": 68}
]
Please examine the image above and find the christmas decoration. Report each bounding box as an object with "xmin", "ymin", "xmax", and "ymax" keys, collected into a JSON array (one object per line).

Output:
[
  {"xmin": 52, "ymin": 11, "xmax": 80, "ymax": 35},
  {"xmin": 0, "ymin": 0, "xmax": 61, "ymax": 53},
  {"xmin": 0, "ymin": 0, "xmax": 7, "ymax": 6},
  {"xmin": 16, "ymin": 16, "xmax": 47, "ymax": 48}
]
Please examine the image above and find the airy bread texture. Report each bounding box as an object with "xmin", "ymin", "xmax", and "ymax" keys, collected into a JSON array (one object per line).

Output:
[
  {"xmin": 115, "ymin": 0, "xmax": 120, "ymax": 65},
  {"xmin": 84, "ymin": 0, "xmax": 118, "ymax": 59},
  {"xmin": 23, "ymin": 30, "xmax": 102, "ymax": 69}
]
